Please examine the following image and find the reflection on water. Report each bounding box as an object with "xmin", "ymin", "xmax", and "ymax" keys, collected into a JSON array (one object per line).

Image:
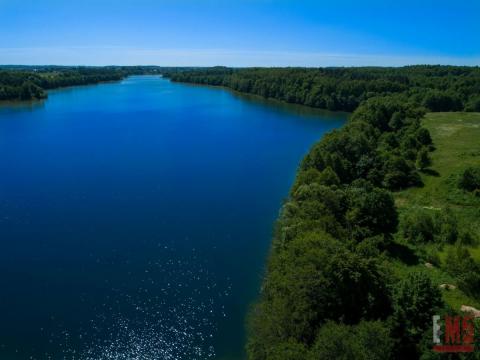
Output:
[
  {"xmin": 182, "ymin": 82, "xmax": 350, "ymax": 120},
  {"xmin": 0, "ymin": 98, "xmax": 46, "ymax": 113},
  {"xmin": 54, "ymin": 247, "xmax": 229, "ymax": 360}
]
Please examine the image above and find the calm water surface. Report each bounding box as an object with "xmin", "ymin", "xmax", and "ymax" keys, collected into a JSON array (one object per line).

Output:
[{"xmin": 0, "ymin": 76, "xmax": 346, "ymax": 359}]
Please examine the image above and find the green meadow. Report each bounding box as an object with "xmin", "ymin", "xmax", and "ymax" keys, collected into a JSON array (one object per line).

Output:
[{"xmin": 394, "ymin": 112, "xmax": 480, "ymax": 310}]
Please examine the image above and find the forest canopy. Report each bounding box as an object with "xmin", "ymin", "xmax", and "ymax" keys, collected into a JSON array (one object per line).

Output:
[
  {"xmin": 165, "ymin": 65, "xmax": 480, "ymax": 113},
  {"xmin": 0, "ymin": 66, "xmax": 160, "ymax": 101}
]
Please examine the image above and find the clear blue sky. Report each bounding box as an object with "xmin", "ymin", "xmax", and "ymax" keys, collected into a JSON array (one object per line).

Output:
[{"xmin": 1, "ymin": 0, "xmax": 479, "ymax": 66}]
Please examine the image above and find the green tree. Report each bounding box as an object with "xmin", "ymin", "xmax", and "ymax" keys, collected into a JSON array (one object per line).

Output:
[
  {"xmin": 444, "ymin": 245, "xmax": 480, "ymax": 297},
  {"xmin": 317, "ymin": 166, "xmax": 341, "ymax": 186},
  {"xmin": 458, "ymin": 167, "xmax": 480, "ymax": 192},
  {"xmin": 401, "ymin": 209, "xmax": 436, "ymax": 243},
  {"xmin": 465, "ymin": 95, "xmax": 480, "ymax": 112},
  {"xmin": 346, "ymin": 180, "xmax": 398, "ymax": 240},
  {"xmin": 391, "ymin": 272, "xmax": 443, "ymax": 359},
  {"xmin": 416, "ymin": 147, "xmax": 431, "ymax": 170},
  {"xmin": 416, "ymin": 127, "xmax": 433, "ymax": 146},
  {"xmin": 253, "ymin": 231, "xmax": 390, "ymax": 348}
]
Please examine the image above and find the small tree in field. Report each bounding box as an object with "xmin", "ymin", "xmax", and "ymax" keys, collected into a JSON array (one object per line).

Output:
[
  {"xmin": 416, "ymin": 147, "xmax": 431, "ymax": 170},
  {"xmin": 458, "ymin": 167, "xmax": 480, "ymax": 192}
]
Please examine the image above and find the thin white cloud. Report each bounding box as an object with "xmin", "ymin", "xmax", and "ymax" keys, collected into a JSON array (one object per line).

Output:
[{"xmin": 0, "ymin": 47, "xmax": 478, "ymax": 67}]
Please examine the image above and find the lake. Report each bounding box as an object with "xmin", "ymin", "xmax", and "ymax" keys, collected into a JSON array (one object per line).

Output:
[{"xmin": 0, "ymin": 76, "xmax": 347, "ymax": 359}]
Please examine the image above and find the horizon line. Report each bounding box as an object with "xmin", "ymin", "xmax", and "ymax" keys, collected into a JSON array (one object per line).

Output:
[{"xmin": 1, "ymin": 47, "xmax": 478, "ymax": 68}]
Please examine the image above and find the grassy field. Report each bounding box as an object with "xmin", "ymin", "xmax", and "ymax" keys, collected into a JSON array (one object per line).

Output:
[{"xmin": 393, "ymin": 112, "xmax": 480, "ymax": 310}]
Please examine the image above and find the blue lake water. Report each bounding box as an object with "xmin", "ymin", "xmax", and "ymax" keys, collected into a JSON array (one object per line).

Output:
[{"xmin": 0, "ymin": 76, "xmax": 347, "ymax": 359}]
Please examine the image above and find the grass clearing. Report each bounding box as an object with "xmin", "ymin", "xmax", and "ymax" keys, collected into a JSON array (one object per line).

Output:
[{"xmin": 393, "ymin": 112, "xmax": 480, "ymax": 310}]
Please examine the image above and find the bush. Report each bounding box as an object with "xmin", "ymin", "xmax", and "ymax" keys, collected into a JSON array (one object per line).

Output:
[
  {"xmin": 391, "ymin": 272, "xmax": 443, "ymax": 358},
  {"xmin": 433, "ymin": 208, "xmax": 458, "ymax": 244},
  {"xmin": 401, "ymin": 209, "xmax": 458, "ymax": 244},
  {"xmin": 417, "ymin": 246, "xmax": 442, "ymax": 267},
  {"xmin": 309, "ymin": 321, "xmax": 394, "ymax": 360},
  {"xmin": 458, "ymin": 231, "xmax": 477, "ymax": 246},
  {"xmin": 416, "ymin": 127, "xmax": 432, "ymax": 146},
  {"xmin": 458, "ymin": 167, "xmax": 480, "ymax": 192},
  {"xmin": 416, "ymin": 147, "xmax": 431, "ymax": 170},
  {"xmin": 444, "ymin": 245, "xmax": 480, "ymax": 297},
  {"xmin": 401, "ymin": 210, "xmax": 436, "ymax": 243},
  {"xmin": 465, "ymin": 95, "xmax": 480, "ymax": 112}
]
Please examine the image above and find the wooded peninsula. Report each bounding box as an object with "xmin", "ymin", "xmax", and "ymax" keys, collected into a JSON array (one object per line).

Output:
[{"xmin": 0, "ymin": 66, "xmax": 161, "ymax": 101}]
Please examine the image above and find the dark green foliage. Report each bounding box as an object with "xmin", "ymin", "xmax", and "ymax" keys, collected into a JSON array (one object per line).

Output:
[
  {"xmin": 316, "ymin": 166, "xmax": 341, "ymax": 186},
  {"xmin": 401, "ymin": 210, "xmax": 436, "ymax": 243},
  {"xmin": 401, "ymin": 208, "xmax": 458, "ymax": 244},
  {"xmin": 435, "ymin": 208, "xmax": 459, "ymax": 244},
  {"xmin": 298, "ymin": 95, "xmax": 428, "ymax": 190},
  {"xmin": 165, "ymin": 65, "xmax": 480, "ymax": 113},
  {"xmin": 416, "ymin": 147, "xmax": 432, "ymax": 170},
  {"xmin": 416, "ymin": 128, "xmax": 433, "ymax": 146},
  {"xmin": 264, "ymin": 340, "xmax": 308, "ymax": 360},
  {"xmin": 346, "ymin": 180, "xmax": 398, "ymax": 240},
  {"xmin": 458, "ymin": 167, "xmax": 480, "ymax": 192},
  {"xmin": 19, "ymin": 81, "xmax": 45, "ymax": 100},
  {"xmin": 465, "ymin": 95, "xmax": 480, "ymax": 112},
  {"xmin": 309, "ymin": 321, "xmax": 394, "ymax": 360},
  {"xmin": 422, "ymin": 90, "xmax": 463, "ymax": 112},
  {"xmin": 391, "ymin": 272, "xmax": 443, "ymax": 359},
  {"xmin": 248, "ymin": 231, "xmax": 391, "ymax": 356},
  {"xmin": 382, "ymin": 156, "xmax": 421, "ymax": 190},
  {"xmin": 0, "ymin": 66, "xmax": 160, "ymax": 101},
  {"xmin": 458, "ymin": 231, "xmax": 477, "ymax": 246},
  {"xmin": 444, "ymin": 245, "xmax": 480, "ymax": 297}
]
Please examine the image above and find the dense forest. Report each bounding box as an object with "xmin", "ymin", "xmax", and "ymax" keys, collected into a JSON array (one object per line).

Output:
[
  {"xmin": 166, "ymin": 66, "xmax": 480, "ymax": 113},
  {"xmin": 165, "ymin": 66, "xmax": 480, "ymax": 359},
  {"xmin": 0, "ymin": 66, "xmax": 161, "ymax": 101}
]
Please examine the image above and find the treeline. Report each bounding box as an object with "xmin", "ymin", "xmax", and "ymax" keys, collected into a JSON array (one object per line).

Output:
[
  {"xmin": 165, "ymin": 66, "xmax": 480, "ymax": 112},
  {"xmin": 163, "ymin": 66, "xmax": 480, "ymax": 359},
  {"xmin": 0, "ymin": 66, "xmax": 160, "ymax": 101},
  {"xmin": 246, "ymin": 96, "xmax": 454, "ymax": 360}
]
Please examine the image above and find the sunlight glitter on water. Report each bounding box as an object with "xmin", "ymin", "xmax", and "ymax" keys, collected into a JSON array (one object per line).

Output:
[{"xmin": 51, "ymin": 248, "xmax": 231, "ymax": 360}]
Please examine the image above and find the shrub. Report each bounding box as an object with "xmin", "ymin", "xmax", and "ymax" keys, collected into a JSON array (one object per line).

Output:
[
  {"xmin": 391, "ymin": 272, "xmax": 443, "ymax": 358},
  {"xmin": 458, "ymin": 231, "xmax": 477, "ymax": 246},
  {"xmin": 401, "ymin": 210, "xmax": 436, "ymax": 243},
  {"xmin": 416, "ymin": 147, "xmax": 431, "ymax": 170},
  {"xmin": 458, "ymin": 167, "xmax": 480, "ymax": 192},
  {"xmin": 401, "ymin": 209, "xmax": 458, "ymax": 244},
  {"xmin": 416, "ymin": 127, "xmax": 432, "ymax": 146},
  {"xmin": 444, "ymin": 245, "xmax": 480, "ymax": 297},
  {"xmin": 433, "ymin": 208, "xmax": 458, "ymax": 244},
  {"xmin": 382, "ymin": 156, "xmax": 419, "ymax": 190},
  {"xmin": 465, "ymin": 95, "xmax": 480, "ymax": 112},
  {"xmin": 309, "ymin": 321, "xmax": 394, "ymax": 360}
]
